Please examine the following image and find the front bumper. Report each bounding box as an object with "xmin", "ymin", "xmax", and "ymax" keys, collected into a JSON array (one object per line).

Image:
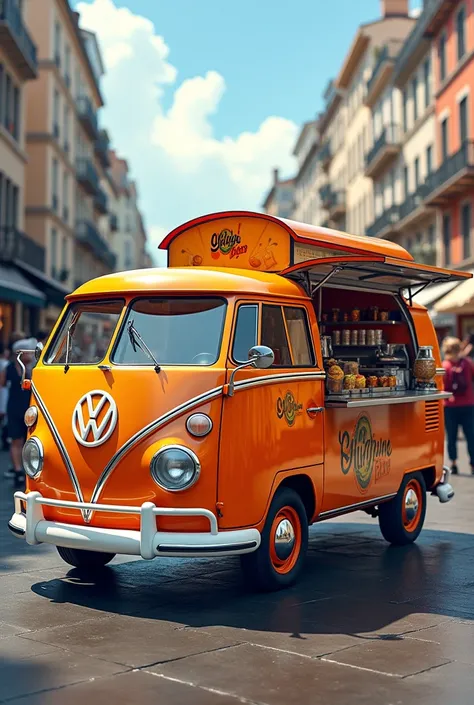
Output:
[{"xmin": 8, "ymin": 491, "xmax": 261, "ymax": 559}]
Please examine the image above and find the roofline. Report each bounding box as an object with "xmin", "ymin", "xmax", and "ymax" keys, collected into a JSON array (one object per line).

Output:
[
  {"xmin": 64, "ymin": 2, "xmax": 104, "ymax": 107},
  {"xmin": 292, "ymin": 120, "xmax": 317, "ymax": 156},
  {"xmin": 262, "ymin": 184, "xmax": 276, "ymax": 209}
]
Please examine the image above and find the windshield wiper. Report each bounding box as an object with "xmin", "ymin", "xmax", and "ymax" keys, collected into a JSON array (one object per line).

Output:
[
  {"xmin": 64, "ymin": 312, "xmax": 80, "ymax": 373},
  {"xmin": 127, "ymin": 320, "xmax": 161, "ymax": 373}
]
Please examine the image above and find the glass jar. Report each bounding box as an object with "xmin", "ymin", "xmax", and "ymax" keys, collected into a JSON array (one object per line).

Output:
[
  {"xmin": 413, "ymin": 346, "xmax": 436, "ymax": 385},
  {"xmin": 332, "ymin": 330, "xmax": 341, "ymax": 346},
  {"xmin": 358, "ymin": 329, "xmax": 367, "ymax": 345},
  {"xmin": 351, "ymin": 308, "xmax": 360, "ymax": 322},
  {"xmin": 342, "ymin": 329, "xmax": 351, "ymax": 345},
  {"xmin": 367, "ymin": 330, "xmax": 376, "ymax": 346},
  {"xmin": 351, "ymin": 330, "xmax": 358, "ymax": 345},
  {"xmin": 332, "ymin": 308, "xmax": 340, "ymax": 322}
]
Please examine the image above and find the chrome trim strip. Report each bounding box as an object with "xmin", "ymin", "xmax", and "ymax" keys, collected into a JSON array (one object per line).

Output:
[
  {"xmin": 30, "ymin": 382, "xmax": 88, "ymax": 519},
  {"xmin": 317, "ymin": 493, "xmax": 397, "ymax": 519},
  {"xmin": 234, "ymin": 371, "xmax": 326, "ymax": 391},
  {"xmin": 436, "ymin": 367, "xmax": 446, "ymax": 376},
  {"xmin": 88, "ymin": 385, "xmax": 224, "ymax": 515}
]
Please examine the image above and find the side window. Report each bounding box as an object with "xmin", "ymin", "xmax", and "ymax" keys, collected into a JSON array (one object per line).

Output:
[
  {"xmin": 261, "ymin": 305, "xmax": 291, "ymax": 367},
  {"xmin": 284, "ymin": 307, "xmax": 314, "ymax": 366},
  {"xmin": 232, "ymin": 304, "xmax": 258, "ymax": 362}
]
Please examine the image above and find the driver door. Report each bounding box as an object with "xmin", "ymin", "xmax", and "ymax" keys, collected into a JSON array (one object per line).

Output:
[{"xmin": 217, "ymin": 300, "xmax": 325, "ymax": 529}]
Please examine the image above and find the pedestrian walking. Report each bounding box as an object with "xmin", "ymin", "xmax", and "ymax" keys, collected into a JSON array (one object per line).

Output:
[
  {"xmin": 1, "ymin": 337, "xmax": 36, "ymax": 487},
  {"xmin": 461, "ymin": 331, "xmax": 474, "ymax": 360},
  {"xmin": 442, "ymin": 337, "xmax": 474, "ymax": 475},
  {"xmin": 0, "ymin": 342, "xmax": 10, "ymax": 451}
]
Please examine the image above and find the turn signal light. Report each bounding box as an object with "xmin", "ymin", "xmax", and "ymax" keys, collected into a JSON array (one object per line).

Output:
[
  {"xmin": 22, "ymin": 379, "xmax": 32, "ymax": 391},
  {"xmin": 24, "ymin": 406, "xmax": 38, "ymax": 428},
  {"xmin": 186, "ymin": 413, "xmax": 213, "ymax": 438}
]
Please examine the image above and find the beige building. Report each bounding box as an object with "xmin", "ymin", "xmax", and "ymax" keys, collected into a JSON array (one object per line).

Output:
[
  {"xmin": 25, "ymin": 0, "xmax": 116, "ymax": 330},
  {"xmin": 0, "ymin": 0, "xmax": 50, "ymax": 345},
  {"xmin": 109, "ymin": 150, "xmax": 150, "ymax": 272},
  {"xmin": 262, "ymin": 168, "xmax": 296, "ymax": 219}
]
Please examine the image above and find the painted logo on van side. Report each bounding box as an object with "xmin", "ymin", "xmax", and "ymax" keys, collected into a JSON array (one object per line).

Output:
[
  {"xmin": 210, "ymin": 228, "xmax": 248, "ymax": 260},
  {"xmin": 338, "ymin": 415, "xmax": 392, "ymax": 492},
  {"xmin": 276, "ymin": 391, "xmax": 303, "ymax": 427}
]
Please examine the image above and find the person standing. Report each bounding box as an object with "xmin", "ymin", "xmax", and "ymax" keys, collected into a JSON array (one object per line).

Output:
[
  {"xmin": 0, "ymin": 342, "xmax": 10, "ymax": 451},
  {"xmin": 442, "ymin": 337, "xmax": 474, "ymax": 475},
  {"xmin": 2, "ymin": 338, "xmax": 36, "ymax": 487}
]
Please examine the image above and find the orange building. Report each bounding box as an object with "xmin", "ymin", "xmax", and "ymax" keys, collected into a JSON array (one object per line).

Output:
[{"xmin": 424, "ymin": 0, "xmax": 474, "ymax": 336}]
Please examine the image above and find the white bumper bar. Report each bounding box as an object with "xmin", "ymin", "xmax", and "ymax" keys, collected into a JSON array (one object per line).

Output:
[{"xmin": 8, "ymin": 492, "xmax": 260, "ymax": 559}]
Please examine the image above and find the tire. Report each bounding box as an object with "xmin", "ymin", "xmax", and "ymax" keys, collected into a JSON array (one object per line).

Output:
[
  {"xmin": 57, "ymin": 546, "xmax": 115, "ymax": 570},
  {"xmin": 240, "ymin": 487, "xmax": 308, "ymax": 592},
  {"xmin": 378, "ymin": 472, "xmax": 427, "ymax": 545}
]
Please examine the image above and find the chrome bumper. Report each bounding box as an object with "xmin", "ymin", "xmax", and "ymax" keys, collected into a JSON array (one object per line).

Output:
[{"xmin": 8, "ymin": 491, "xmax": 260, "ymax": 558}]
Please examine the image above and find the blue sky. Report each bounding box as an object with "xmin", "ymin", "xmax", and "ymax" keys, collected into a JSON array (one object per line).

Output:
[{"xmin": 75, "ymin": 0, "xmax": 422, "ymax": 264}]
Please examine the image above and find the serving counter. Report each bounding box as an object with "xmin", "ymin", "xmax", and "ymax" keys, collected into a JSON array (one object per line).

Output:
[{"xmin": 325, "ymin": 390, "xmax": 452, "ymax": 408}]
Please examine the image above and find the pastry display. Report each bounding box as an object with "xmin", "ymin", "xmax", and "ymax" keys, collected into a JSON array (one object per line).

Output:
[
  {"xmin": 380, "ymin": 376, "xmax": 390, "ymax": 388},
  {"xmin": 355, "ymin": 374, "xmax": 366, "ymax": 389},
  {"xmin": 367, "ymin": 376, "xmax": 378, "ymax": 388},
  {"xmin": 343, "ymin": 374, "xmax": 356, "ymax": 390},
  {"xmin": 344, "ymin": 361, "xmax": 359, "ymax": 375},
  {"xmin": 327, "ymin": 364, "xmax": 344, "ymax": 393}
]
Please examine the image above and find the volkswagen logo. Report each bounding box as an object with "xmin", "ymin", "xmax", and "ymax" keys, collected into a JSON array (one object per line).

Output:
[{"xmin": 72, "ymin": 390, "xmax": 118, "ymax": 447}]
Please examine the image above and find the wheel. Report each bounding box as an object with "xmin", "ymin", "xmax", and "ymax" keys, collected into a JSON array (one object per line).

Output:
[
  {"xmin": 57, "ymin": 546, "xmax": 115, "ymax": 570},
  {"xmin": 378, "ymin": 472, "xmax": 426, "ymax": 545},
  {"xmin": 240, "ymin": 487, "xmax": 308, "ymax": 591}
]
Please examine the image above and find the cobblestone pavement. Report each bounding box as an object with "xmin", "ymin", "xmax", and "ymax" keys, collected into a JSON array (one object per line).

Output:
[{"xmin": 0, "ymin": 445, "xmax": 473, "ymax": 705}]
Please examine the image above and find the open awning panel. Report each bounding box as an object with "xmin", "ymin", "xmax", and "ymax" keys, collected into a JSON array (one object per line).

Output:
[{"xmin": 281, "ymin": 256, "xmax": 472, "ymax": 293}]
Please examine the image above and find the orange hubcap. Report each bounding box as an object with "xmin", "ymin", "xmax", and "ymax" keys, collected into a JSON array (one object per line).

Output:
[
  {"xmin": 403, "ymin": 480, "xmax": 423, "ymax": 532},
  {"xmin": 269, "ymin": 506, "xmax": 301, "ymax": 574}
]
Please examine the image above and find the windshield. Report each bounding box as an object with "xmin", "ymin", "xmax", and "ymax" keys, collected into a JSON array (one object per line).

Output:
[
  {"xmin": 45, "ymin": 300, "xmax": 124, "ymax": 365},
  {"xmin": 112, "ymin": 298, "xmax": 226, "ymax": 366}
]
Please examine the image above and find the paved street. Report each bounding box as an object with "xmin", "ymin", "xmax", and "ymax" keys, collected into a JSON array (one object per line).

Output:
[{"xmin": 1, "ymin": 444, "xmax": 473, "ymax": 705}]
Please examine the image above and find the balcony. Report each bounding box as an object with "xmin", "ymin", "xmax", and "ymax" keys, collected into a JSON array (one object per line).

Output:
[
  {"xmin": 76, "ymin": 96, "xmax": 98, "ymax": 140},
  {"xmin": 393, "ymin": 0, "xmax": 450, "ymax": 86},
  {"xmin": 365, "ymin": 43, "xmax": 399, "ymax": 108},
  {"xmin": 319, "ymin": 184, "xmax": 332, "ymax": 209},
  {"xmin": 76, "ymin": 158, "xmax": 99, "ymax": 196},
  {"xmin": 366, "ymin": 205, "xmax": 400, "ymax": 239},
  {"xmin": 319, "ymin": 141, "xmax": 332, "ymax": 170},
  {"xmin": 110, "ymin": 213, "xmax": 118, "ymax": 231},
  {"xmin": 0, "ymin": 226, "xmax": 45, "ymax": 271},
  {"xmin": 365, "ymin": 125, "xmax": 401, "ymax": 179},
  {"xmin": 328, "ymin": 191, "xmax": 346, "ymax": 220},
  {"xmin": 0, "ymin": 0, "xmax": 37, "ymax": 79},
  {"xmin": 94, "ymin": 188, "xmax": 108, "ymax": 215},
  {"xmin": 397, "ymin": 186, "xmax": 434, "ymax": 228},
  {"xmin": 95, "ymin": 129, "xmax": 110, "ymax": 168},
  {"xmin": 424, "ymin": 141, "xmax": 474, "ymax": 206},
  {"xmin": 76, "ymin": 220, "xmax": 116, "ymax": 270}
]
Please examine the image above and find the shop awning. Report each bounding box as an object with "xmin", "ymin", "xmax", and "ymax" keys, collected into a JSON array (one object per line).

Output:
[
  {"xmin": 0, "ymin": 264, "xmax": 46, "ymax": 308},
  {"xmin": 434, "ymin": 271, "xmax": 474, "ymax": 315},
  {"xmin": 16, "ymin": 261, "xmax": 70, "ymax": 308},
  {"xmin": 412, "ymin": 279, "xmax": 461, "ymax": 308}
]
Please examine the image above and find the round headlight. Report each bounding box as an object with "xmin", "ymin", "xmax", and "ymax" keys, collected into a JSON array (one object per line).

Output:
[
  {"xmin": 22, "ymin": 437, "xmax": 44, "ymax": 479},
  {"xmin": 24, "ymin": 406, "xmax": 38, "ymax": 428},
  {"xmin": 150, "ymin": 445, "xmax": 200, "ymax": 491}
]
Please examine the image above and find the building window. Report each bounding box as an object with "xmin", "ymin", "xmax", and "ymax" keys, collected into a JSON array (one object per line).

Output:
[
  {"xmin": 443, "ymin": 213, "xmax": 451, "ymax": 265},
  {"xmin": 53, "ymin": 88, "xmax": 60, "ymax": 139},
  {"xmin": 427, "ymin": 224, "xmax": 435, "ymax": 254},
  {"xmin": 426, "ymin": 144, "xmax": 433, "ymax": 175},
  {"xmin": 63, "ymin": 103, "xmax": 69, "ymax": 152},
  {"xmin": 459, "ymin": 95, "xmax": 468, "ymax": 144},
  {"xmin": 54, "ymin": 21, "xmax": 61, "ymax": 67},
  {"xmin": 438, "ymin": 32, "xmax": 447, "ymax": 83},
  {"xmin": 0, "ymin": 64, "xmax": 3, "ymax": 125},
  {"xmin": 414, "ymin": 157, "xmax": 420, "ymax": 189},
  {"xmin": 63, "ymin": 171, "xmax": 69, "ymax": 223},
  {"xmin": 403, "ymin": 165, "xmax": 409, "ymax": 198},
  {"xmin": 412, "ymin": 76, "xmax": 418, "ymax": 122},
  {"xmin": 402, "ymin": 89, "xmax": 408, "ymax": 132},
  {"xmin": 461, "ymin": 202, "xmax": 471, "ymax": 260},
  {"xmin": 52, "ymin": 158, "xmax": 58, "ymax": 212},
  {"xmin": 65, "ymin": 45, "xmax": 71, "ymax": 87},
  {"xmin": 457, "ymin": 6, "xmax": 466, "ymax": 61},
  {"xmin": 61, "ymin": 236, "xmax": 68, "ymax": 279},
  {"xmin": 12, "ymin": 86, "xmax": 19, "ymax": 140},
  {"xmin": 423, "ymin": 57, "xmax": 431, "ymax": 108},
  {"xmin": 441, "ymin": 117, "xmax": 449, "ymax": 159},
  {"xmin": 51, "ymin": 228, "xmax": 58, "ymax": 278}
]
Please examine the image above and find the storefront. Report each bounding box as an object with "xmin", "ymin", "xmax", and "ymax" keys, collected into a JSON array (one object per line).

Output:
[
  {"xmin": 434, "ymin": 271, "xmax": 474, "ymax": 341},
  {"xmin": 413, "ymin": 279, "xmax": 460, "ymax": 343},
  {"xmin": 0, "ymin": 264, "xmax": 46, "ymax": 347}
]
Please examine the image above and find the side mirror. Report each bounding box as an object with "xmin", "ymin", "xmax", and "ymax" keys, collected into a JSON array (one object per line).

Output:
[
  {"xmin": 227, "ymin": 345, "xmax": 274, "ymax": 396},
  {"xmin": 248, "ymin": 345, "xmax": 274, "ymax": 369},
  {"xmin": 35, "ymin": 342, "xmax": 44, "ymax": 362}
]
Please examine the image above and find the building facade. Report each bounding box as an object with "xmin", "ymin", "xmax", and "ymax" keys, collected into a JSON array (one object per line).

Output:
[{"xmin": 262, "ymin": 168, "xmax": 296, "ymax": 219}]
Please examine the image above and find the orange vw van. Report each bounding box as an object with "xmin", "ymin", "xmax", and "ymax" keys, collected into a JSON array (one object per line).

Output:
[{"xmin": 9, "ymin": 212, "xmax": 471, "ymax": 590}]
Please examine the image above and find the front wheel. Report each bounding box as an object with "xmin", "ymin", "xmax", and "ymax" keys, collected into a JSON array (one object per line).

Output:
[
  {"xmin": 240, "ymin": 487, "xmax": 308, "ymax": 592},
  {"xmin": 378, "ymin": 472, "xmax": 427, "ymax": 545},
  {"xmin": 57, "ymin": 546, "xmax": 115, "ymax": 570}
]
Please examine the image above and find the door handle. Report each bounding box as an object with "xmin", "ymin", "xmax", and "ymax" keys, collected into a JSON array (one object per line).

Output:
[{"xmin": 306, "ymin": 406, "xmax": 324, "ymax": 415}]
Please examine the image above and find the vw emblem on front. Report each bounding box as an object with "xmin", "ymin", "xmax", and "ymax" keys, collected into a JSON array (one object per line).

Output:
[{"xmin": 72, "ymin": 390, "xmax": 118, "ymax": 448}]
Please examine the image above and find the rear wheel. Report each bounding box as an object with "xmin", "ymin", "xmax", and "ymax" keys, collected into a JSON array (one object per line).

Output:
[
  {"xmin": 56, "ymin": 546, "xmax": 115, "ymax": 570},
  {"xmin": 241, "ymin": 487, "xmax": 308, "ymax": 591},
  {"xmin": 378, "ymin": 472, "xmax": 426, "ymax": 545}
]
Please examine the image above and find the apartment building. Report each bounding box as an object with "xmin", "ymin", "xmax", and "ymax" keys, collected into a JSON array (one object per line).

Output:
[
  {"xmin": 262, "ymin": 168, "xmax": 296, "ymax": 219},
  {"xmin": 0, "ymin": 0, "xmax": 50, "ymax": 345},
  {"xmin": 25, "ymin": 0, "xmax": 116, "ymax": 330},
  {"xmin": 109, "ymin": 150, "xmax": 150, "ymax": 272}
]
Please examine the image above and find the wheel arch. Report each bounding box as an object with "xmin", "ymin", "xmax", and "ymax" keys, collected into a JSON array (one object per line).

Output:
[{"xmin": 272, "ymin": 472, "xmax": 317, "ymax": 524}]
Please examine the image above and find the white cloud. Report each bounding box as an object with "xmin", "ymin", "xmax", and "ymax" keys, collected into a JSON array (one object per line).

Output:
[{"xmin": 76, "ymin": 0, "xmax": 297, "ymax": 263}]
